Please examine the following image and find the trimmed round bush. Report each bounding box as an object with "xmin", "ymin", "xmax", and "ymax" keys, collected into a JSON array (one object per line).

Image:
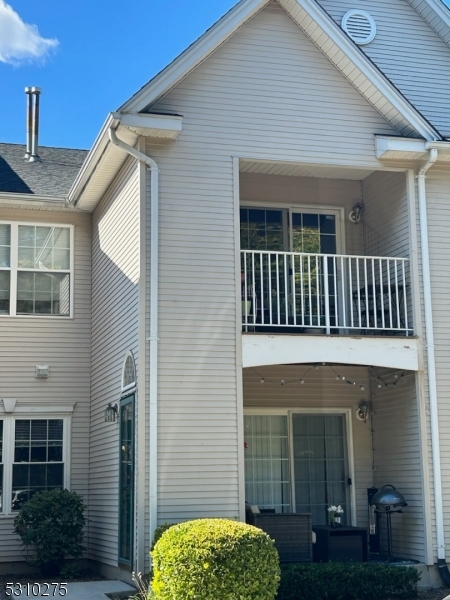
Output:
[{"xmin": 151, "ymin": 518, "xmax": 280, "ymax": 600}]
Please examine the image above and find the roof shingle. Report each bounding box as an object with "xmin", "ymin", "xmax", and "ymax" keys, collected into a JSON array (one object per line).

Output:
[{"xmin": 0, "ymin": 143, "xmax": 88, "ymax": 198}]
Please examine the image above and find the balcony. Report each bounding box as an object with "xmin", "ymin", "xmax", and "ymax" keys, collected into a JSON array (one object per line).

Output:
[{"xmin": 241, "ymin": 250, "xmax": 412, "ymax": 336}]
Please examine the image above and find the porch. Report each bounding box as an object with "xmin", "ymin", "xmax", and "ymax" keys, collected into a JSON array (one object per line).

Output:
[
  {"xmin": 242, "ymin": 364, "xmax": 425, "ymax": 563},
  {"xmin": 239, "ymin": 164, "xmax": 414, "ymax": 338}
]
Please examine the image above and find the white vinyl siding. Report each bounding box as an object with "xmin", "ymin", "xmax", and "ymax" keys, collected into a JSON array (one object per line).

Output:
[
  {"xmin": 0, "ymin": 208, "xmax": 90, "ymax": 564},
  {"xmin": 317, "ymin": 0, "xmax": 450, "ymax": 136},
  {"xmin": 90, "ymin": 156, "xmax": 140, "ymax": 568},
  {"xmin": 147, "ymin": 1, "xmax": 397, "ymax": 525},
  {"xmin": 372, "ymin": 369, "xmax": 424, "ymax": 562},
  {"xmin": 423, "ymin": 170, "xmax": 450, "ymax": 561}
]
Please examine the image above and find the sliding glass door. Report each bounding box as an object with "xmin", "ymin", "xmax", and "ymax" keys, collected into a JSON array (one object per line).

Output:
[{"xmin": 244, "ymin": 413, "xmax": 350, "ymax": 524}]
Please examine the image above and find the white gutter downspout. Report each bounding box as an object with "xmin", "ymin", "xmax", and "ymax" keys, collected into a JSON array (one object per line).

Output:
[
  {"xmin": 417, "ymin": 148, "xmax": 450, "ymax": 581},
  {"xmin": 108, "ymin": 127, "xmax": 159, "ymax": 564}
]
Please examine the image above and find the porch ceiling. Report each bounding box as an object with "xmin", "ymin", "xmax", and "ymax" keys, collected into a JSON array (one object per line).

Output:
[{"xmin": 239, "ymin": 160, "xmax": 376, "ymax": 180}]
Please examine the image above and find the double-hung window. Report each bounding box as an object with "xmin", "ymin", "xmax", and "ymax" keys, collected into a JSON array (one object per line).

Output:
[
  {"xmin": 0, "ymin": 417, "xmax": 68, "ymax": 514},
  {"xmin": 0, "ymin": 222, "xmax": 73, "ymax": 317}
]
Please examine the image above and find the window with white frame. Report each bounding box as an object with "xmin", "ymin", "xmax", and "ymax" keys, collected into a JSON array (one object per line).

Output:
[
  {"xmin": 0, "ymin": 223, "xmax": 72, "ymax": 317},
  {"xmin": 122, "ymin": 353, "xmax": 136, "ymax": 393},
  {"xmin": 0, "ymin": 417, "xmax": 67, "ymax": 514}
]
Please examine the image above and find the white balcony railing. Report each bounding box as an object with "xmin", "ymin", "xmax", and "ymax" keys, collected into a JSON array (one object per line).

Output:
[{"xmin": 241, "ymin": 251, "xmax": 412, "ymax": 335}]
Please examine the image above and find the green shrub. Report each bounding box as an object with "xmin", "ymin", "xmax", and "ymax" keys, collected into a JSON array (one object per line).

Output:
[
  {"xmin": 277, "ymin": 562, "xmax": 420, "ymax": 600},
  {"xmin": 151, "ymin": 518, "xmax": 280, "ymax": 600},
  {"xmin": 151, "ymin": 523, "xmax": 175, "ymax": 551},
  {"xmin": 14, "ymin": 489, "xmax": 86, "ymax": 576}
]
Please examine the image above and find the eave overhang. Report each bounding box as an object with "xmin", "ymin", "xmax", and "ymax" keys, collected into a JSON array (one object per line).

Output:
[
  {"xmin": 68, "ymin": 112, "xmax": 182, "ymax": 212},
  {"xmin": 376, "ymin": 135, "xmax": 450, "ymax": 164}
]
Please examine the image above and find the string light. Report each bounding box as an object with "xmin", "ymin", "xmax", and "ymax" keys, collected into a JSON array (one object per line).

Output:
[{"xmin": 251, "ymin": 366, "xmax": 406, "ymax": 390}]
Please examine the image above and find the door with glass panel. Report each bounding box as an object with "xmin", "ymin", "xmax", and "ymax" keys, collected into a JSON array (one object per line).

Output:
[
  {"xmin": 292, "ymin": 414, "xmax": 348, "ymax": 525},
  {"xmin": 291, "ymin": 212, "xmax": 338, "ymax": 328},
  {"xmin": 244, "ymin": 413, "xmax": 350, "ymax": 524},
  {"xmin": 119, "ymin": 396, "xmax": 135, "ymax": 566}
]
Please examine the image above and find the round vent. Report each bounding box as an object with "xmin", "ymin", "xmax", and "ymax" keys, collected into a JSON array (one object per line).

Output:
[{"xmin": 342, "ymin": 10, "xmax": 377, "ymax": 45}]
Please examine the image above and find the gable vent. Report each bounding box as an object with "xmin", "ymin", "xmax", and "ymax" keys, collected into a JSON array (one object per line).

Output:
[{"xmin": 342, "ymin": 10, "xmax": 376, "ymax": 45}]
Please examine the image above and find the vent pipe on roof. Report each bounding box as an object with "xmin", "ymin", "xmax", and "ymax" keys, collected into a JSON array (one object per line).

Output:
[
  {"xmin": 24, "ymin": 87, "xmax": 33, "ymax": 160},
  {"xmin": 24, "ymin": 87, "xmax": 42, "ymax": 163}
]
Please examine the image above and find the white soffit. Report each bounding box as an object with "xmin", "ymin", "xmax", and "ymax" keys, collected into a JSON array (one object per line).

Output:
[
  {"xmin": 406, "ymin": 0, "xmax": 450, "ymax": 48},
  {"xmin": 240, "ymin": 159, "xmax": 375, "ymax": 180},
  {"xmin": 70, "ymin": 112, "xmax": 183, "ymax": 211},
  {"xmin": 376, "ymin": 136, "xmax": 450, "ymax": 162},
  {"xmin": 242, "ymin": 334, "xmax": 419, "ymax": 372}
]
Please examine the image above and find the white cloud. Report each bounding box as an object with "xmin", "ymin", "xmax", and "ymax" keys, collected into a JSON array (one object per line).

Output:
[{"xmin": 0, "ymin": 0, "xmax": 58, "ymax": 65}]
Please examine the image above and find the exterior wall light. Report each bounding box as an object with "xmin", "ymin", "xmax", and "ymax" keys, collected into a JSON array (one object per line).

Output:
[
  {"xmin": 348, "ymin": 202, "xmax": 363, "ymax": 225},
  {"xmin": 356, "ymin": 401, "xmax": 370, "ymax": 423},
  {"xmin": 105, "ymin": 403, "xmax": 119, "ymax": 423}
]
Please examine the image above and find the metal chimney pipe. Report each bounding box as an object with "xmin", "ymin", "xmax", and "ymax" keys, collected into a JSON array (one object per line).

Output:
[
  {"xmin": 29, "ymin": 87, "xmax": 42, "ymax": 163},
  {"xmin": 24, "ymin": 87, "xmax": 33, "ymax": 160}
]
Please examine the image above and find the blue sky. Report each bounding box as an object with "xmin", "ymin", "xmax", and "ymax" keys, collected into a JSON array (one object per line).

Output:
[
  {"xmin": 0, "ymin": 0, "xmax": 237, "ymax": 149},
  {"xmin": 1, "ymin": 0, "xmax": 450, "ymax": 150}
]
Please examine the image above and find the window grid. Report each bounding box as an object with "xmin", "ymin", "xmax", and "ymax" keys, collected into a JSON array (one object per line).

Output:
[
  {"xmin": 122, "ymin": 354, "xmax": 136, "ymax": 391},
  {"xmin": 244, "ymin": 415, "xmax": 291, "ymax": 514},
  {"xmin": 12, "ymin": 419, "xmax": 64, "ymax": 512},
  {"xmin": 0, "ymin": 222, "xmax": 73, "ymax": 318},
  {"xmin": 0, "ymin": 224, "xmax": 11, "ymax": 316}
]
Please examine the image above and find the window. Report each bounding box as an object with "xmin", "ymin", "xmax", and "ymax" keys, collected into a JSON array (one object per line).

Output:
[
  {"xmin": 0, "ymin": 416, "xmax": 68, "ymax": 514},
  {"xmin": 0, "ymin": 222, "xmax": 73, "ymax": 317},
  {"xmin": 244, "ymin": 412, "xmax": 351, "ymax": 525},
  {"xmin": 122, "ymin": 353, "xmax": 136, "ymax": 392}
]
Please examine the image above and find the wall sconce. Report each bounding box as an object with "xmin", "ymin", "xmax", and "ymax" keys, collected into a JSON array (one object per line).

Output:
[
  {"xmin": 356, "ymin": 401, "xmax": 370, "ymax": 423},
  {"xmin": 105, "ymin": 403, "xmax": 119, "ymax": 423},
  {"xmin": 348, "ymin": 202, "xmax": 363, "ymax": 225}
]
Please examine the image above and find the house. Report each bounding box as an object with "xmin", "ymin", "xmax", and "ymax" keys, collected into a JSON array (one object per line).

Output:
[{"xmin": 2, "ymin": 0, "xmax": 450, "ymax": 586}]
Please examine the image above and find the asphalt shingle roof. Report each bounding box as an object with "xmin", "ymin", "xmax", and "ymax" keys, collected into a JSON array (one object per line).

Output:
[{"xmin": 0, "ymin": 143, "xmax": 88, "ymax": 198}]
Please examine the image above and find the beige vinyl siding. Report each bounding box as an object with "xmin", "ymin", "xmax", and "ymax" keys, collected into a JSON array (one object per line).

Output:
[
  {"xmin": 372, "ymin": 369, "xmax": 425, "ymax": 562},
  {"xmin": 147, "ymin": 1, "xmax": 398, "ymax": 525},
  {"xmin": 317, "ymin": 0, "xmax": 450, "ymax": 136},
  {"xmin": 240, "ymin": 172, "xmax": 364, "ymax": 255},
  {"xmin": 90, "ymin": 157, "xmax": 140, "ymax": 567},
  {"xmin": 0, "ymin": 208, "xmax": 91, "ymax": 562},
  {"xmin": 423, "ymin": 170, "xmax": 450, "ymax": 559},
  {"xmin": 243, "ymin": 365, "xmax": 372, "ymax": 528}
]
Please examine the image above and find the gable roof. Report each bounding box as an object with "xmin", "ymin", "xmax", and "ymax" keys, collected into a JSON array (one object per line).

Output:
[
  {"xmin": 407, "ymin": 0, "xmax": 450, "ymax": 47},
  {"xmin": 0, "ymin": 143, "xmax": 88, "ymax": 199},
  {"xmin": 119, "ymin": 0, "xmax": 441, "ymax": 141}
]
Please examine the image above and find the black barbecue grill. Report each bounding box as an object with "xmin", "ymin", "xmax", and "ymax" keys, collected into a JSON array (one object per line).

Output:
[{"xmin": 370, "ymin": 485, "xmax": 408, "ymax": 559}]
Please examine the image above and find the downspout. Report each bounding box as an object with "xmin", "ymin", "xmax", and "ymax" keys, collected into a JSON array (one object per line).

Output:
[
  {"xmin": 108, "ymin": 127, "xmax": 159, "ymax": 562},
  {"xmin": 417, "ymin": 148, "xmax": 450, "ymax": 584}
]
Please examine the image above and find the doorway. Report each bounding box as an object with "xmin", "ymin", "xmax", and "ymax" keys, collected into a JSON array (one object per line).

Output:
[{"xmin": 119, "ymin": 395, "xmax": 135, "ymax": 566}]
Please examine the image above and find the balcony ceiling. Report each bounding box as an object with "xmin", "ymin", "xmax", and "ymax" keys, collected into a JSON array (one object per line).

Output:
[{"xmin": 240, "ymin": 160, "xmax": 377, "ymax": 180}]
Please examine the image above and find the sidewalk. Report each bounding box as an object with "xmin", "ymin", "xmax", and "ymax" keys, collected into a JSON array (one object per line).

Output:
[{"xmin": 13, "ymin": 581, "xmax": 135, "ymax": 599}]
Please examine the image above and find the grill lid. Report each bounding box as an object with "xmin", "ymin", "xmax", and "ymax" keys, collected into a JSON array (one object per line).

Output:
[{"xmin": 370, "ymin": 485, "xmax": 407, "ymax": 508}]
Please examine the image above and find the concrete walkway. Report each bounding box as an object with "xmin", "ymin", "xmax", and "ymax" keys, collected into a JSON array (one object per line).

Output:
[{"xmin": 16, "ymin": 581, "xmax": 136, "ymax": 599}]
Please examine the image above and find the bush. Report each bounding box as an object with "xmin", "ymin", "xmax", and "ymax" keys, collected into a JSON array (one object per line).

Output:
[
  {"xmin": 151, "ymin": 523, "xmax": 175, "ymax": 551},
  {"xmin": 151, "ymin": 518, "xmax": 280, "ymax": 600},
  {"xmin": 14, "ymin": 489, "xmax": 86, "ymax": 576},
  {"xmin": 277, "ymin": 563, "xmax": 420, "ymax": 600}
]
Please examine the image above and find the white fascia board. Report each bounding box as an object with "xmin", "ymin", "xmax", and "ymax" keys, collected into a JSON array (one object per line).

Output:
[
  {"xmin": 68, "ymin": 113, "xmax": 118, "ymax": 206},
  {"xmin": 0, "ymin": 193, "xmax": 70, "ymax": 208},
  {"xmin": 113, "ymin": 112, "xmax": 183, "ymax": 139},
  {"xmin": 120, "ymin": 0, "xmax": 270, "ymax": 113},
  {"xmin": 376, "ymin": 136, "xmax": 427, "ymax": 159},
  {"xmin": 293, "ymin": 0, "xmax": 440, "ymax": 141},
  {"xmin": 376, "ymin": 136, "xmax": 450, "ymax": 162}
]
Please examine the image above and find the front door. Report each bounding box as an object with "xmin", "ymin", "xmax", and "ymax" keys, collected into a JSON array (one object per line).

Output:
[{"xmin": 119, "ymin": 395, "xmax": 135, "ymax": 566}]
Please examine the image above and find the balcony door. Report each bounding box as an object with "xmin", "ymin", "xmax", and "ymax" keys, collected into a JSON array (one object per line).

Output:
[{"xmin": 240, "ymin": 208, "xmax": 342, "ymax": 329}]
